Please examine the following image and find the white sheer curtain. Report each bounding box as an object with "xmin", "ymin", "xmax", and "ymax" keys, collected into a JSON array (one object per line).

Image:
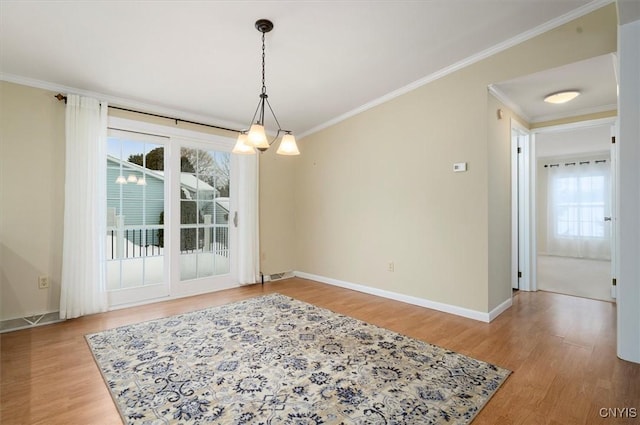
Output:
[
  {"xmin": 60, "ymin": 95, "xmax": 108, "ymax": 319},
  {"xmin": 546, "ymin": 159, "xmax": 610, "ymax": 260},
  {"xmin": 233, "ymin": 153, "xmax": 260, "ymax": 284}
]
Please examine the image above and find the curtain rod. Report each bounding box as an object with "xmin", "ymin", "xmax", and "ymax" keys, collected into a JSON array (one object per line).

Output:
[
  {"xmin": 54, "ymin": 94, "xmax": 240, "ymax": 134},
  {"xmin": 543, "ymin": 159, "xmax": 607, "ymax": 168}
]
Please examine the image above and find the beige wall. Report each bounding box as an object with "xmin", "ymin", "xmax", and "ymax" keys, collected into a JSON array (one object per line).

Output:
[
  {"xmin": 1, "ymin": 82, "xmax": 65, "ymax": 320},
  {"xmin": 0, "ymin": 4, "xmax": 618, "ymax": 320},
  {"xmin": 487, "ymin": 95, "xmax": 526, "ymax": 310},
  {"xmin": 258, "ymin": 147, "xmax": 297, "ymax": 275},
  {"xmin": 294, "ymin": 4, "xmax": 617, "ymax": 314},
  {"xmin": 0, "ymin": 82, "xmax": 297, "ymax": 320}
]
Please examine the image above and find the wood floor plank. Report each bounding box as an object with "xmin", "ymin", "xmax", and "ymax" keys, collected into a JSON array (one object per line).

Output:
[{"xmin": 1, "ymin": 278, "xmax": 639, "ymax": 424}]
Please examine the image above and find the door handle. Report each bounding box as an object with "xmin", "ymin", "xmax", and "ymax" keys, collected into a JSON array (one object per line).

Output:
[
  {"xmin": 604, "ymin": 217, "xmax": 612, "ymax": 222},
  {"xmin": 233, "ymin": 211, "xmax": 238, "ymax": 227}
]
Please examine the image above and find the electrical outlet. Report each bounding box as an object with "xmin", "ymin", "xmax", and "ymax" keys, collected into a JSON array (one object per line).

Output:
[
  {"xmin": 38, "ymin": 276, "xmax": 49, "ymax": 289},
  {"xmin": 387, "ymin": 262, "xmax": 395, "ymax": 272}
]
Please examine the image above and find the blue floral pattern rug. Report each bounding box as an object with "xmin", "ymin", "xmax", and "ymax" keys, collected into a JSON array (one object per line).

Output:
[{"xmin": 86, "ymin": 293, "xmax": 510, "ymax": 424}]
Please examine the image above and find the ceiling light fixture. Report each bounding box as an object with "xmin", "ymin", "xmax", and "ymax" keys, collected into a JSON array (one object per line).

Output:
[
  {"xmin": 543, "ymin": 90, "xmax": 581, "ymax": 104},
  {"xmin": 232, "ymin": 19, "xmax": 300, "ymax": 156}
]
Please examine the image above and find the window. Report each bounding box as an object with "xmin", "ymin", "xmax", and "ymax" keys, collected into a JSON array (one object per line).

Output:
[
  {"xmin": 546, "ymin": 159, "xmax": 611, "ymax": 260},
  {"xmin": 554, "ymin": 175, "xmax": 606, "ymax": 238}
]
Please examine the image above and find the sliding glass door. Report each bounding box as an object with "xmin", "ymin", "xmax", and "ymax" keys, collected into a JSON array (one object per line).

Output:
[
  {"xmin": 179, "ymin": 147, "xmax": 230, "ymax": 280},
  {"xmin": 105, "ymin": 120, "xmax": 238, "ymax": 307},
  {"xmin": 173, "ymin": 141, "xmax": 237, "ymax": 297},
  {"xmin": 106, "ymin": 129, "xmax": 170, "ymax": 305}
]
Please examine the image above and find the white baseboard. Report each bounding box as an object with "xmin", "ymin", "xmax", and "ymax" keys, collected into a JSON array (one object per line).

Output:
[
  {"xmin": 294, "ymin": 271, "xmax": 512, "ymax": 323},
  {"xmin": 489, "ymin": 297, "xmax": 513, "ymax": 322}
]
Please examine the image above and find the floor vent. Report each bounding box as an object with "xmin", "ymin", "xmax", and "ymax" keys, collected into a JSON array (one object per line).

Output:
[
  {"xmin": 0, "ymin": 312, "xmax": 63, "ymax": 333},
  {"xmin": 264, "ymin": 271, "xmax": 294, "ymax": 282}
]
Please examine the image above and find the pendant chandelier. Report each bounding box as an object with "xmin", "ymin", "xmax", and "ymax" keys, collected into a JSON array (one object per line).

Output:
[{"xmin": 232, "ymin": 19, "xmax": 300, "ymax": 156}]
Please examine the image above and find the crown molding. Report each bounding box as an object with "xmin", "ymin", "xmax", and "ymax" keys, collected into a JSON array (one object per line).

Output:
[
  {"xmin": 487, "ymin": 85, "xmax": 531, "ymax": 123},
  {"xmin": 531, "ymin": 103, "xmax": 617, "ymax": 123},
  {"xmin": 299, "ymin": 0, "xmax": 614, "ymax": 139},
  {"xmin": 2, "ymin": 0, "xmax": 614, "ymax": 141},
  {"xmin": 0, "ymin": 72, "xmax": 245, "ymax": 132}
]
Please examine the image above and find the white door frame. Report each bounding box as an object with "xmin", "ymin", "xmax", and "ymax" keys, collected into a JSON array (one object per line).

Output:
[
  {"xmin": 609, "ymin": 123, "xmax": 619, "ymax": 299},
  {"xmin": 527, "ymin": 116, "xmax": 618, "ymax": 293},
  {"xmin": 511, "ymin": 119, "xmax": 532, "ymax": 290},
  {"xmin": 106, "ymin": 116, "xmax": 240, "ymax": 308}
]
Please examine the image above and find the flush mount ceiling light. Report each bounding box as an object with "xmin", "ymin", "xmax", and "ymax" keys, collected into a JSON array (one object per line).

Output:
[
  {"xmin": 543, "ymin": 90, "xmax": 581, "ymax": 104},
  {"xmin": 232, "ymin": 19, "xmax": 300, "ymax": 156}
]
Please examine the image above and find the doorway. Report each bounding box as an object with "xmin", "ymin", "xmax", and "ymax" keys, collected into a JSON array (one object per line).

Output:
[
  {"xmin": 106, "ymin": 118, "xmax": 239, "ymax": 307},
  {"xmin": 493, "ymin": 54, "xmax": 618, "ymax": 301},
  {"xmin": 533, "ymin": 122, "xmax": 615, "ymax": 302}
]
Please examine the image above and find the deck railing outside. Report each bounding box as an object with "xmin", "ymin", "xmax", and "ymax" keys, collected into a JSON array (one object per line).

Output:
[{"xmin": 107, "ymin": 224, "xmax": 229, "ymax": 260}]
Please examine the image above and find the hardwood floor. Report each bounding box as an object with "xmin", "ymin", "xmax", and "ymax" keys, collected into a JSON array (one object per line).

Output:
[{"xmin": 1, "ymin": 277, "xmax": 639, "ymax": 424}]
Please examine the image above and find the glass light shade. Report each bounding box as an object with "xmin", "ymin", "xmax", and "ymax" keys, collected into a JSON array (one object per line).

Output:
[
  {"xmin": 544, "ymin": 91, "xmax": 580, "ymax": 104},
  {"xmin": 127, "ymin": 174, "xmax": 138, "ymax": 183},
  {"xmin": 247, "ymin": 124, "xmax": 269, "ymax": 149},
  {"xmin": 115, "ymin": 175, "xmax": 127, "ymax": 184},
  {"xmin": 232, "ymin": 133, "xmax": 256, "ymax": 154},
  {"xmin": 276, "ymin": 133, "xmax": 300, "ymax": 155},
  {"xmin": 136, "ymin": 177, "xmax": 147, "ymax": 185}
]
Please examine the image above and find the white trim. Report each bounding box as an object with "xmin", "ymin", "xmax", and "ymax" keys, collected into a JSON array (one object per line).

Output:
[
  {"xmin": 531, "ymin": 104, "xmax": 617, "ymax": 124},
  {"xmin": 488, "ymin": 85, "xmax": 531, "ymax": 123},
  {"xmin": 532, "ymin": 116, "xmax": 617, "ymax": 133},
  {"xmin": 511, "ymin": 123, "xmax": 520, "ymax": 290},
  {"xmin": 511, "ymin": 120, "xmax": 533, "ymax": 291},
  {"xmin": 610, "ymin": 122, "xmax": 618, "ymax": 300},
  {"xmin": 2, "ymin": 0, "xmax": 612, "ymax": 142},
  {"xmin": 1, "ymin": 72, "xmax": 245, "ymax": 132},
  {"xmin": 107, "ymin": 281, "xmax": 240, "ymax": 312},
  {"xmin": 616, "ymin": 18, "xmax": 640, "ymax": 363},
  {"xmin": 299, "ymin": 0, "xmax": 614, "ymax": 139},
  {"xmin": 489, "ymin": 297, "xmax": 514, "ymax": 322},
  {"xmin": 294, "ymin": 271, "xmax": 511, "ymax": 323}
]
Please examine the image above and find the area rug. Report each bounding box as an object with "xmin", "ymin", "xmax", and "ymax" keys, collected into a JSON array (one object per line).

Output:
[{"xmin": 86, "ymin": 293, "xmax": 510, "ymax": 424}]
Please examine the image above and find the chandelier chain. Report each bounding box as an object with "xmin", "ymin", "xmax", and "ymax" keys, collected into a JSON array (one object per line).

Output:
[
  {"xmin": 231, "ymin": 19, "xmax": 300, "ymax": 155},
  {"xmin": 261, "ymin": 32, "xmax": 266, "ymax": 95}
]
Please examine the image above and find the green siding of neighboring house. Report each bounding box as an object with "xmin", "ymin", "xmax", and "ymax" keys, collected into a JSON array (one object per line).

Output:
[
  {"xmin": 107, "ymin": 159, "xmax": 164, "ymax": 227},
  {"xmin": 106, "ymin": 159, "xmax": 229, "ymax": 251}
]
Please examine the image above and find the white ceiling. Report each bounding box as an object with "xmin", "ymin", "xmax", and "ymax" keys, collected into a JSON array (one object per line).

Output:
[
  {"xmin": 491, "ymin": 53, "xmax": 618, "ymax": 124},
  {"xmin": 536, "ymin": 124, "xmax": 612, "ymax": 158},
  {"xmin": 0, "ymin": 0, "xmax": 607, "ymax": 136}
]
